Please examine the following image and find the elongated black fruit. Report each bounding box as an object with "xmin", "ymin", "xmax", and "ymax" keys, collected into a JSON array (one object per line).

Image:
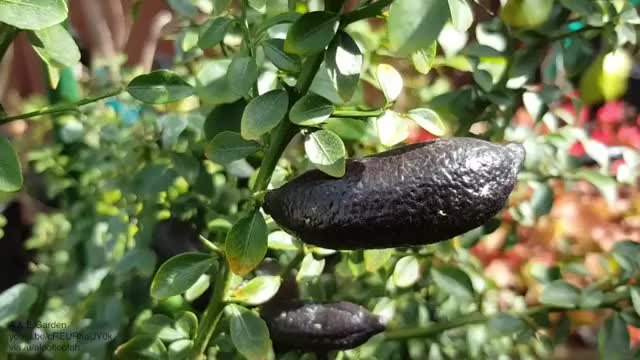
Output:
[
  {"xmin": 261, "ymin": 301, "xmax": 385, "ymax": 351},
  {"xmin": 263, "ymin": 137, "xmax": 525, "ymax": 249}
]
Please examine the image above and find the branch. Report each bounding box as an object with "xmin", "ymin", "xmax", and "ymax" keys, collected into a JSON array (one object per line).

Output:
[
  {"xmin": 0, "ymin": 88, "xmax": 124, "ymax": 125},
  {"xmin": 384, "ymin": 289, "xmax": 630, "ymax": 340},
  {"xmin": 332, "ymin": 108, "xmax": 384, "ymax": 119}
]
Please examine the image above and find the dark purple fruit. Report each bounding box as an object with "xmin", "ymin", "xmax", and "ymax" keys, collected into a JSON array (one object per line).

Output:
[
  {"xmin": 261, "ymin": 301, "xmax": 385, "ymax": 351},
  {"xmin": 263, "ymin": 137, "xmax": 525, "ymax": 249}
]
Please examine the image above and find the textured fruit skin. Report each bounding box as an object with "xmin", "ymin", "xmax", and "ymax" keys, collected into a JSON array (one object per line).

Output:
[
  {"xmin": 263, "ymin": 137, "xmax": 525, "ymax": 249},
  {"xmin": 261, "ymin": 301, "xmax": 385, "ymax": 351}
]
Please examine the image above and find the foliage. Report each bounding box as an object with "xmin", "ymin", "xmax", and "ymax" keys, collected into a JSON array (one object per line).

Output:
[{"xmin": 1, "ymin": 0, "xmax": 640, "ymax": 359}]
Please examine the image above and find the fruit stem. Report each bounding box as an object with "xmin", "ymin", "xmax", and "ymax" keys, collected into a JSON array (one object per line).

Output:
[
  {"xmin": 0, "ymin": 87, "xmax": 124, "ymax": 125},
  {"xmin": 384, "ymin": 288, "xmax": 630, "ymax": 340},
  {"xmin": 190, "ymin": 261, "xmax": 231, "ymax": 360}
]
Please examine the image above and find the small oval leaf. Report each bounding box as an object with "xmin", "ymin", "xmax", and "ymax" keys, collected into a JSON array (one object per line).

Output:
[
  {"xmin": 128, "ymin": 70, "xmax": 194, "ymax": 104},
  {"xmin": 304, "ymin": 129, "xmax": 346, "ymax": 178},
  {"xmin": 284, "ymin": 11, "xmax": 339, "ymax": 56},
  {"xmin": 376, "ymin": 64, "xmax": 403, "ymax": 103},
  {"xmin": 289, "ymin": 93, "xmax": 334, "ymax": 126},
  {"xmin": 150, "ymin": 253, "xmax": 215, "ymax": 299},
  {"xmin": 407, "ymin": 108, "xmax": 446, "ymax": 136},
  {"xmin": 206, "ymin": 131, "xmax": 261, "ymax": 165},
  {"xmin": 0, "ymin": 136, "xmax": 23, "ymax": 192},
  {"xmin": 262, "ymin": 38, "xmax": 301, "ymax": 73},
  {"xmin": 226, "ymin": 211, "xmax": 268, "ymax": 276},
  {"xmin": 227, "ymin": 305, "xmax": 273, "ymax": 360},
  {"xmin": 241, "ymin": 90, "xmax": 289, "ymax": 140},
  {"xmin": 325, "ymin": 31, "xmax": 363, "ymax": 102},
  {"xmin": 227, "ymin": 56, "xmax": 259, "ymax": 96}
]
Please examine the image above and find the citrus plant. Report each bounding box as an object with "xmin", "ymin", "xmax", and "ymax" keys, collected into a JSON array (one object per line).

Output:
[{"xmin": 2, "ymin": 0, "xmax": 640, "ymax": 359}]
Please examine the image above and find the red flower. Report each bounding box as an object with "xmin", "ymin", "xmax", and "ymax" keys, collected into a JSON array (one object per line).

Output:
[
  {"xmin": 591, "ymin": 129, "xmax": 615, "ymax": 145},
  {"xmin": 597, "ymin": 101, "xmax": 625, "ymax": 125},
  {"xmin": 617, "ymin": 125, "xmax": 640, "ymax": 148},
  {"xmin": 569, "ymin": 142, "xmax": 585, "ymax": 157}
]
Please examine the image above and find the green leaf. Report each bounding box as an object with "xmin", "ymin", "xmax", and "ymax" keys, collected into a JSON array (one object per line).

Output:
[
  {"xmin": 0, "ymin": 0, "xmax": 67, "ymax": 30},
  {"xmin": 213, "ymin": 0, "xmax": 232, "ymax": 13},
  {"xmin": 539, "ymin": 280, "xmax": 580, "ymax": 308},
  {"xmin": 631, "ymin": 287, "xmax": 640, "ymax": 317},
  {"xmin": 168, "ymin": 339, "xmax": 193, "ymax": 359},
  {"xmin": 376, "ymin": 64, "xmax": 403, "ymax": 103},
  {"xmin": 175, "ymin": 312, "xmax": 198, "ymax": 338},
  {"xmin": 431, "ymin": 266, "xmax": 474, "ymax": 302},
  {"xmin": 141, "ymin": 314, "xmax": 186, "ymax": 342},
  {"xmin": 198, "ymin": 17, "xmax": 233, "ymax": 49},
  {"xmin": 530, "ymin": 182, "xmax": 553, "ymax": 217},
  {"xmin": 267, "ymin": 230, "xmax": 301, "ymax": 251},
  {"xmin": 262, "ymin": 38, "xmax": 301, "ymax": 73},
  {"xmin": 29, "ymin": 24, "xmax": 80, "ymax": 68},
  {"xmin": 392, "ymin": 256, "xmax": 420, "ymax": 288},
  {"xmin": 232, "ymin": 276, "xmax": 281, "ymax": 305},
  {"xmin": 412, "ymin": 42, "xmax": 437, "ymax": 75},
  {"xmin": 297, "ymin": 253, "xmax": 325, "ymax": 281},
  {"xmin": 611, "ymin": 240, "xmax": 640, "ymax": 274},
  {"xmin": 204, "ymin": 99, "xmax": 246, "ymax": 141},
  {"xmin": 488, "ymin": 313, "xmax": 525, "ymax": 336},
  {"xmin": 227, "ymin": 56, "xmax": 259, "ymax": 96},
  {"xmin": 407, "ymin": 108, "xmax": 446, "ymax": 136},
  {"xmin": 127, "ymin": 70, "xmax": 194, "ymax": 104},
  {"xmin": 325, "ymin": 31, "xmax": 363, "ymax": 102},
  {"xmin": 0, "ymin": 136, "xmax": 22, "ymax": 192},
  {"xmin": 598, "ymin": 313, "xmax": 630, "ymax": 360},
  {"xmin": 226, "ymin": 211, "xmax": 268, "ymax": 276},
  {"xmin": 376, "ymin": 111, "xmax": 409, "ymax": 147},
  {"xmin": 0, "ymin": 284, "xmax": 37, "ymax": 327},
  {"xmin": 115, "ymin": 335, "xmax": 167, "ymax": 359},
  {"xmin": 388, "ymin": 0, "xmax": 450, "ymax": 56},
  {"xmin": 241, "ymin": 89, "xmax": 289, "ymax": 140},
  {"xmin": 150, "ymin": 253, "xmax": 215, "ymax": 299},
  {"xmin": 184, "ymin": 274, "xmax": 210, "ymax": 302},
  {"xmin": 206, "ymin": 131, "xmax": 261, "ymax": 165},
  {"xmin": 226, "ymin": 304, "xmax": 273, "ymax": 360},
  {"xmin": 304, "ymin": 129, "xmax": 346, "ymax": 177},
  {"xmin": 289, "ymin": 93, "xmax": 333, "ymax": 126},
  {"xmin": 364, "ymin": 249, "xmax": 393, "ymax": 272},
  {"xmin": 447, "ymin": 0, "xmax": 473, "ymax": 32},
  {"xmin": 284, "ymin": 11, "xmax": 339, "ymax": 55}
]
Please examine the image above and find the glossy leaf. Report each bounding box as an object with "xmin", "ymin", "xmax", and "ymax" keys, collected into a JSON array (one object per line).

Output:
[
  {"xmin": 297, "ymin": 253, "xmax": 325, "ymax": 281},
  {"xmin": 284, "ymin": 11, "xmax": 339, "ymax": 55},
  {"xmin": 227, "ymin": 304, "xmax": 272, "ymax": 360},
  {"xmin": 227, "ymin": 56, "xmax": 259, "ymax": 96},
  {"xmin": 226, "ymin": 211, "xmax": 268, "ymax": 276},
  {"xmin": 364, "ymin": 249, "xmax": 393, "ymax": 273},
  {"xmin": 262, "ymin": 38, "xmax": 301, "ymax": 73},
  {"xmin": 392, "ymin": 256, "xmax": 420, "ymax": 288},
  {"xmin": 150, "ymin": 253, "xmax": 215, "ymax": 299},
  {"xmin": 0, "ymin": 136, "xmax": 22, "ymax": 192},
  {"xmin": 447, "ymin": 0, "xmax": 473, "ymax": 32},
  {"xmin": 539, "ymin": 280, "xmax": 580, "ymax": 308},
  {"xmin": 128, "ymin": 70, "xmax": 194, "ymax": 104},
  {"xmin": 289, "ymin": 93, "xmax": 333, "ymax": 126},
  {"xmin": 198, "ymin": 17, "xmax": 233, "ymax": 49},
  {"xmin": 206, "ymin": 131, "xmax": 261, "ymax": 165},
  {"xmin": 0, "ymin": 0, "xmax": 67, "ymax": 30},
  {"xmin": 325, "ymin": 31, "xmax": 363, "ymax": 102},
  {"xmin": 29, "ymin": 24, "xmax": 80, "ymax": 68},
  {"xmin": 0, "ymin": 284, "xmax": 37, "ymax": 327},
  {"xmin": 241, "ymin": 90, "xmax": 289, "ymax": 140},
  {"xmin": 598, "ymin": 313, "xmax": 630, "ymax": 360},
  {"xmin": 304, "ymin": 129, "xmax": 346, "ymax": 177},
  {"xmin": 412, "ymin": 42, "xmax": 437, "ymax": 75},
  {"xmin": 376, "ymin": 64, "xmax": 403, "ymax": 103},
  {"xmin": 431, "ymin": 266, "xmax": 474, "ymax": 301},
  {"xmin": 389, "ymin": 0, "xmax": 450, "ymax": 56},
  {"xmin": 407, "ymin": 108, "xmax": 446, "ymax": 136},
  {"xmin": 232, "ymin": 275, "xmax": 281, "ymax": 305},
  {"xmin": 376, "ymin": 111, "xmax": 409, "ymax": 147}
]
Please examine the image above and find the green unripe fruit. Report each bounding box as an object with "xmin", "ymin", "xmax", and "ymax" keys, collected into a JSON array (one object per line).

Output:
[{"xmin": 501, "ymin": 0, "xmax": 554, "ymax": 29}]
